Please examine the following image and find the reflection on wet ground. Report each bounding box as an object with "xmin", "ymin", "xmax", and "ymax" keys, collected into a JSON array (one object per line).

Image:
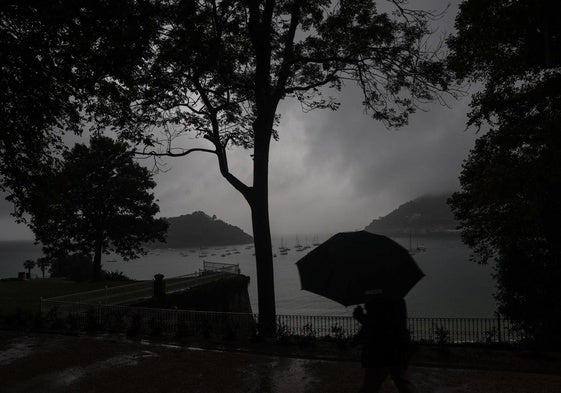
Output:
[
  {"xmin": 7, "ymin": 351, "xmax": 159, "ymax": 393},
  {"xmin": 0, "ymin": 336, "xmax": 38, "ymax": 366},
  {"xmin": 1, "ymin": 333, "xmax": 560, "ymax": 393}
]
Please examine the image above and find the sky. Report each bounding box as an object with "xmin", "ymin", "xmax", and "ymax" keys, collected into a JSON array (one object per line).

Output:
[{"xmin": 0, "ymin": 0, "xmax": 478, "ymax": 241}]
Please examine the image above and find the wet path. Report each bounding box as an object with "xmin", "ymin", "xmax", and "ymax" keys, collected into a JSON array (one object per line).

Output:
[{"xmin": 1, "ymin": 334, "xmax": 560, "ymax": 393}]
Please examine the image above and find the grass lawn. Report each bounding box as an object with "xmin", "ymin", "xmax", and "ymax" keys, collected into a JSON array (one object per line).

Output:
[{"xmin": 0, "ymin": 278, "xmax": 134, "ymax": 314}]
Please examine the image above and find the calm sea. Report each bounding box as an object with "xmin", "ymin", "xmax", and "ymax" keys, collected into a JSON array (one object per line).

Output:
[{"xmin": 0, "ymin": 235, "xmax": 497, "ymax": 318}]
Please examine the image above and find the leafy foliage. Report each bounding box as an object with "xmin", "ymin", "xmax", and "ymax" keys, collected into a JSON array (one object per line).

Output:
[
  {"xmin": 0, "ymin": 0, "xmax": 162, "ymax": 210},
  {"xmin": 447, "ymin": 0, "xmax": 561, "ymax": 347},
  {"xmin": 156, "ymin": 211, "xmax": 253, "ymax": 248},
  {"xmin": 27, "ymin": 136, "xmax": 168, "ymax": 280},
  {"xmin": 2, "ymin": 1, "xmax": 450, "ymax": 333},
  {"xmin": 23, "ymin": 259, "xmax": 35, "ymax": 275}
]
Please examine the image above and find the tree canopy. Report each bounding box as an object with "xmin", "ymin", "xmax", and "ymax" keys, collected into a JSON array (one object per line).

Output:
[
  {"xmin": 27, "ymin": 136, "xmax": 168, "ymax": 280},
  {"xmin": 447, "ymin": 0, "xmax": 561, "ymax": 346},
  {"xmin": 1, "ymin": 0, "xmax": 450, "ymax": 334},
  {"xmin": 0, "ymin": 0, "xmax": 160, "ymax": 210}
]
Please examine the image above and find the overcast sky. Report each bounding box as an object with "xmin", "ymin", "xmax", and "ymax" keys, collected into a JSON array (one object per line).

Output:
[{"xmin": 0, "ymin": 0, "xmax": 477, "ymax": 241}]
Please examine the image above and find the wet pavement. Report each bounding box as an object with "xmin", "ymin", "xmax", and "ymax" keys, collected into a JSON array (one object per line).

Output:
[{"xmin": 1, "ymin": 333, "xmax": 560, "ymax": 393}]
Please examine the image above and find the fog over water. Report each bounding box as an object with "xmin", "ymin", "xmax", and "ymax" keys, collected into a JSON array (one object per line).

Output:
[{"xmin": 0, "ymin": 234, "xmax": 496, "ymax": 318}]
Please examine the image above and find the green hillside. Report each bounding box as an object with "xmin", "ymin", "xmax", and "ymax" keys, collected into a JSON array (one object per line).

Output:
[
  {"xmin": 365, "ymin": 194, "xmax": 459, "ymax": 236},
  {"xmin": 152, "ymin": 211, "xmax": 253, "ymax": 248}
]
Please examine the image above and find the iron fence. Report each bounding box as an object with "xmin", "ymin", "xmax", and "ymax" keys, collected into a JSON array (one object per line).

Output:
[
  {"xmin": 407, "ymin": 317, "xmax": 523, "ymax": 344},
  {"xmin": 41, "ymin": 300, "xmax": 257, "ymax": 339},
  {"xmin": 203, "ymin": 261, "xmax": 240, "ymax": 274},
  {"xmin": 39, "ymin": 299, "xmax": 523, "ymax": 345},
  {"xmin": 44, "ymin": 263, "xmax": 241, "ymax": 306}
]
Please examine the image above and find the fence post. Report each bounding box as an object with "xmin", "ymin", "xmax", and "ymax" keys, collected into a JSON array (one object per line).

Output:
[
  {"xmin": 496, "ymin": 313, "xmax": 502, "ymax": 344},
  {"xmin": 153, "ymin": 274, "xmax": 166, "ymax": 304}
]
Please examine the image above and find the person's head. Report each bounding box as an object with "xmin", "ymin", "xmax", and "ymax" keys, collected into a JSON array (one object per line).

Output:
[{"xmin": 364, "ymin": 293, "xmax": 388, "ymax": 313}]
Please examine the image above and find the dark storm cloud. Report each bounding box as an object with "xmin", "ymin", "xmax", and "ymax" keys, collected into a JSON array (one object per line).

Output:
[
  {"xmin": 149, "ymin": 0, "xmax": 472, "ymax": 237},
  {"xmin": 1, "ymin": 0, "xmax": 472, "ymax": 239},
  {"xmin": 296, "ymin": 90, "xmax": 473, "ymax": 199}
]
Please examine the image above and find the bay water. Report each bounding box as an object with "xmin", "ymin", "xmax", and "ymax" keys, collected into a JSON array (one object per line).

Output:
[{"xmin": 0, "ymin": 235, "xmax": 497, "ymax": 318}]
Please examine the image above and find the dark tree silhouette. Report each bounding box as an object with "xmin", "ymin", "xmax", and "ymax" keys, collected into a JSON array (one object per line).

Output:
[
  {"xmin": 447, "ymin": 0, "xmax": 561, "ymax": 346},
  {"xmin": 27, "ymin": 136, "xmax": 168, "ymax": 281},
  {"xmin": 36, "ymin": 257, "xmax": 49, "ymax": 279},
  {"xmin": 0, "ymin": 0, "xmax": 160, "ymax": 215},
  {"xmin": 23, "ymin": 259, "xmax": 35, "ymax": 277},
  {"xmin": 1, "ymin": 1, "xmax": 450, "ymax": 335}
]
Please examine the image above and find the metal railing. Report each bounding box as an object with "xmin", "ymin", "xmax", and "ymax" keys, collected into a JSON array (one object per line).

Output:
[
  {"xmin": 203, "ymin": 261, "xmax": 240, "ymax": 274},
  {"xmin": 39, "ymin": 299, "xmax": 523, "ymax": 345},
  {"xmin": 43, "ymin": 262, "xmax": 241, "ymax": 306},
  {"xmin": 41, "ymin": 300, "xmax": 257, "ymax": 339},
  {"xmin": 407, "ymin": 317, "xmax": 523, "ymax": 344}
]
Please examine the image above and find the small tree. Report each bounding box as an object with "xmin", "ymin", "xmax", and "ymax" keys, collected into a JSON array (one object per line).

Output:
[
  {"xmin": 29, "ymin": 136, "xmax": 168, "ymax": 280},
  {"xmin": 36, "ymin": 257, "xmax": 50, "ymax": 279},
  {"xmin": 23, "ymin": 259, "xmax": 35, "ymax": 277}
]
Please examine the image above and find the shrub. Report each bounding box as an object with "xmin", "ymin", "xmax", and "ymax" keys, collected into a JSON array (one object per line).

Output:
[
  {"xmin": 86, "ymin": 306, "xmax": 99, "ymax": 332},
  {"xmin": 297, "ymin": 323, "xmax": 316, "ymax": 348},
  {"xmin": 277, "ymin": 323, "xmax": 290, "ymax": 344},
  {"xmin": 66, "ymin": 312, "xmax": 80, "ymax": 332},
  {"xmin": 200, "ymin": 318, "xmax": 212, "ymax": 339},
  {"xmin": 221, "ymin": 319, "xmax": 238, "ymax": 341},
  {"xmin": 149, "ymin": 316, "xmax": 162, "ymax": 337},
  {"xmin": 331, "ymin": 325, "xmax": 348, "ymax": 350},
  {"xmin": 104, "ymin": 270, "xmax": 132, "ymax": 281},
  {"xmin": 176, "ymin": 316, "xmax": 191, "ymax": 338},
  {"xmin": 126, "ymin": 312, "xmax": 143, "ymax": 337},
  {"xmin": 434, "ymin": 326, "xmax": 450, "ymax": 347},
  {"xmin": 45, "ymin": 306, "xmax": 64, "ymax": 330}
]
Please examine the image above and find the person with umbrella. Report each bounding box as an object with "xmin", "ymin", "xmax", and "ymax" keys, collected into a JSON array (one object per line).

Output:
[
  {"xmin": 353, "ymin": 290, "xmax": 416, "ymax": 393},
  {"xmin": 296, "ymin": 231, "xmax": 422, "ymax": 392}
]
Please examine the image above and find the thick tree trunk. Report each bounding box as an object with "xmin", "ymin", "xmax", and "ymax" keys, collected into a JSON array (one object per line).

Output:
[
  {"xmin": 251, "ymin": 192, "xmax": 276, "ymax": 337},
  {"xmin": 251, "ymin": 123, "xmax": 277, "ymax": 338},
  {"xmin": 92, "ymin": 236, "xmax": 103, "ymax": 281}
]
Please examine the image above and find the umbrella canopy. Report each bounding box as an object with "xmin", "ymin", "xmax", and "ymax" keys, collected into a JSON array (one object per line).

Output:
[{"xmin": 296, "ymin": 231, "xmax": 424, "ymax": 306}]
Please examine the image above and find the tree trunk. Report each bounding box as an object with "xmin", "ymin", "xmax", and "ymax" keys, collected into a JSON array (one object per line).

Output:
[
  {"xmin": 251, "ymin": 123, "xmax": 277, "ymax": 337},
  {"xmin": 251, "ymin": 193, "xmax": 276, "ymax": 337},
  {"xmin": 93, "ymin": 236, "xmax": 103, "ymax": 281}
]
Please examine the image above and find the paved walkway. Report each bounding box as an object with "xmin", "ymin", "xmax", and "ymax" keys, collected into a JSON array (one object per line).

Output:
[{"xmin": 1, "ymin": 334, "xmax": 560, "ymax": 393}]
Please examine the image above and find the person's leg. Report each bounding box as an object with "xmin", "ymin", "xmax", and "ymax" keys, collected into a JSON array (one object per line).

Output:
[
  {"xmin": 389, "ymin": 366, "xmax": 417, "ymax": 393},
  {"xmin": 360, "ymin": 367, "xmax": 388, "ymax": 393}
]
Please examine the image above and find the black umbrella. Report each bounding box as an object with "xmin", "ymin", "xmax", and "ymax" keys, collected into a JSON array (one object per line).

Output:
[{"xmin": 296, "ymin": 231, "xmax": 424, "ymax": 306}]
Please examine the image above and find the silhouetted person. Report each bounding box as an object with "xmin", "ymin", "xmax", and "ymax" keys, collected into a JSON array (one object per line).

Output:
[{"xmin": 353, "ymin": 293, "xmax": 416, "ymax": 393}]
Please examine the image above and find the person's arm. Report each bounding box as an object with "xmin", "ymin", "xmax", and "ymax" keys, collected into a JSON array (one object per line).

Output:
[{"xmin": 353, "ymin": 305, "xmax": 367, "ymax": 324}]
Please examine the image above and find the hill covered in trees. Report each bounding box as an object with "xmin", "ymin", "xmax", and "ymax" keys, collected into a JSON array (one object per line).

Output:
[
  {"xmin": 152, "ymin": 211, "xmax": 253, "ymax": 248},
  {"xmin": 365, "ymin": 194, "xmax": 459, "ymax": 236}
]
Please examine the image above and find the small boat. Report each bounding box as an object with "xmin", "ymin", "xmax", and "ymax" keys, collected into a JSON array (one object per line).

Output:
[{"xmin": 312, "ymin": 235, "xmax": 320, "ymax": 246}]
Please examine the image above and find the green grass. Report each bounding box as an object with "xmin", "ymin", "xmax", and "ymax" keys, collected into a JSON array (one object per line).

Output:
[{"xmin": 0, "ymin": 278, "xmax": 132, "ymax": 314}]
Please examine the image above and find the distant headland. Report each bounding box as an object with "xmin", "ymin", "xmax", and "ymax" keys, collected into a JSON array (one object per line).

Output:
[
  {"xmin": 365, "ymin": 193, "xmax": 460, "ymax": 236},
  {"xmin": 151, "ymin": 211, "xmax": 253, "ymax": 248}
]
